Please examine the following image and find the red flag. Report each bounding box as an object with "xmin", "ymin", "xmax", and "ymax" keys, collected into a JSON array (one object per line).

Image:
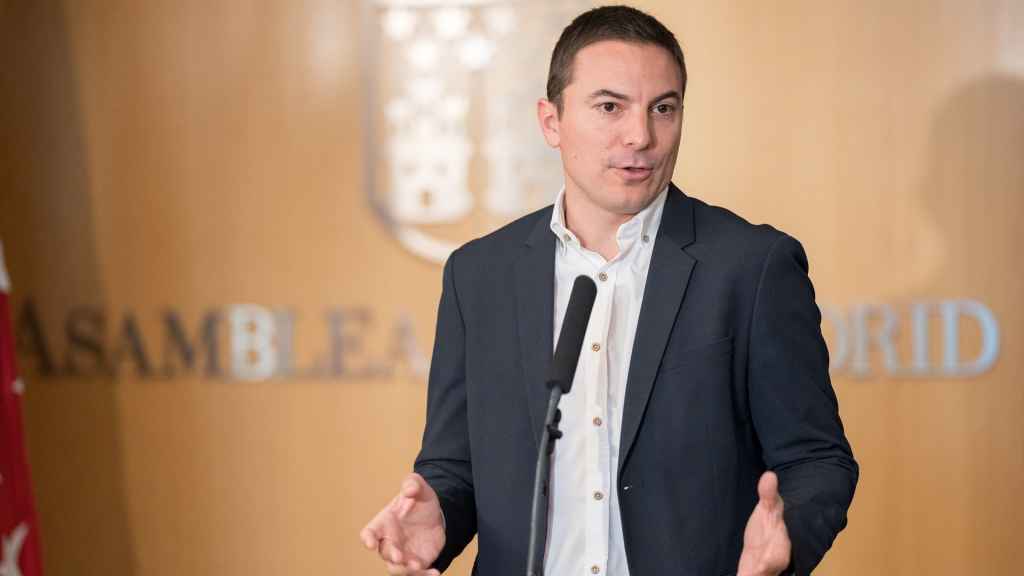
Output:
[{"xmin": 0, "ymin": 240, "xmax": 44, "ymax": 575}]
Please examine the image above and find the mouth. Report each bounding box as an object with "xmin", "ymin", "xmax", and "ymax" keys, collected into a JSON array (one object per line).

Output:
[{"xmin": 613, "ymin": 165, "xmax": 654, "ymax": 182}]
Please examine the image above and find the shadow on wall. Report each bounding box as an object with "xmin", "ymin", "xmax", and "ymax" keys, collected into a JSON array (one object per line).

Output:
[
  {"xmin": 849, "ymin": 75, "xmax": 1024, "ymax": 574},
  {"xmin": 921, "ymin": 75, "xmax": 1023, "ymax": 295},
  {"xmin": 914, "ymin": 74, "xmax": 1023, "ymax": 573},
  {"xmin": 0, "ymin": 1, "xmax": 138, "ymax": 574}
]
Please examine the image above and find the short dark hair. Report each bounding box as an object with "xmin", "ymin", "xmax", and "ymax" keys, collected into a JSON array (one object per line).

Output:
[{"xmin": 546, "ymin": 5, "xmax": 687, "ymax": 113}]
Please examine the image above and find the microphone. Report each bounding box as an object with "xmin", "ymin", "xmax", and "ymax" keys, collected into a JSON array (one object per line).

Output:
[
  {"xmin": 527, "ymin": 274, "xmax": 598, "ymax": 576},
  {"xmin": 546, "ymin": 275, "xmax": 598, "ymax": 394}
]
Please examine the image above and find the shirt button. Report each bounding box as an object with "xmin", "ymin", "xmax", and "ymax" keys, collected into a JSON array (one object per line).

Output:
[
  {"xmin": 597, "ymin": 272, "xmax": 608, "ymax": 282},
  {"xmin": 593, "ymin": 491, "xmax": 604, "ymax": 501},
  {"xmin": 591, "ymin": 343, "xmax": 601, "ymax": 352},
  {"xmin": 591, "ymin": 566, "xmax": 601, "ymax": 574},
  {"xmin": 642, "ymin": 234, "xmax": 650, "ymax": 243},
  {"xmin": 592, "ymin": 416, "xmax": 602, "ymax": 427}
]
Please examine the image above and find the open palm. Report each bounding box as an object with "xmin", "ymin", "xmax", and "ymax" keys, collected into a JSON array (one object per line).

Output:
[{"xmin": 361, "ymin": 473, "xmax": 446, "ymax": 574}]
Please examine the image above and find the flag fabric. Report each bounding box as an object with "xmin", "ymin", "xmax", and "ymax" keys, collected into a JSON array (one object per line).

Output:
[{"xmin": 0, "ymin": 240, "xmax": 44, "ymax": 576}]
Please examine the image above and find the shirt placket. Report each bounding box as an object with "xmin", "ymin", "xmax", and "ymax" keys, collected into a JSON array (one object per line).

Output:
[{"xmin": 584, "ymin": 263, "xmax": 614, "ymax": 575}]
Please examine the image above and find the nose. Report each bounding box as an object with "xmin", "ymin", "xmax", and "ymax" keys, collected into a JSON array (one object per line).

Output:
[{"xmin": 622, "ymin": 109, "xmax": 653, "ymax": 150}]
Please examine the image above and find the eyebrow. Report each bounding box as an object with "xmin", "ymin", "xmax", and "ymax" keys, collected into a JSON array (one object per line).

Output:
[{"xmin": 587, "ymin": 89, "xmax": 683, "ymax": 104}]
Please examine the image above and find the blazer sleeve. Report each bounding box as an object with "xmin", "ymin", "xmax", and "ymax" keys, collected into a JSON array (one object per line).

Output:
[
  {"xmin": 413, "ymin": 251, "xmax": 477, "ymax": 572},
  {"xmin": 747, "ymin": 234, "xmax": 859, "ymax": 576}
]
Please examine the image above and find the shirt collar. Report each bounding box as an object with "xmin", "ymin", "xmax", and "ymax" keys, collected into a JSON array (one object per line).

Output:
[{"xmin": 549, "ymin": 185, "xmax": 669, "ymax": 253}]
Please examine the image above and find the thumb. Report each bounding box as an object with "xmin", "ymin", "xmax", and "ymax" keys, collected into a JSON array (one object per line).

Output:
[
  {"xmin": 395, "ymin": 473, "xmax": 440, "ymax": 520},
  {"xmin": 757, "ymin": 471, "xmax": 782, "ymax": 507},
  {"xmin": 401, "ymin": 473, "xmax": 421, "ymax": 498},
  {"xmin": 401, "ymin": 472, "xmax": 435, "ymax": 502}
]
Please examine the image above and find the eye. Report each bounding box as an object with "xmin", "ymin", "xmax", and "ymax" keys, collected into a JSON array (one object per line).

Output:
[
  {"xmin": 598, "ymin": 102, "xmax": 620, "ymax": 114},
  {"xmin": 653, "ymin": 103, "xmax": 675, "ymax": 115}
]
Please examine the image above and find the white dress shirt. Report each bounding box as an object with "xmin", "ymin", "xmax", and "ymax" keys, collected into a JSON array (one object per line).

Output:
[{"xmin": 544, "ymin": 185, "xmax": 668, "ymax": 576}]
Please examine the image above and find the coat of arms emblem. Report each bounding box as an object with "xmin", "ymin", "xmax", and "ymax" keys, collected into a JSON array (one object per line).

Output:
[{"xmin": 364, "ymin": 0, "xmax": 589, "ymax": 263}]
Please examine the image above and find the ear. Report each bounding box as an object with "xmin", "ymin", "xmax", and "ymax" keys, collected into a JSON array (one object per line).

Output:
[{"xmin": 536, "ymin": 98, "xmax": 561, "ymax": 148}]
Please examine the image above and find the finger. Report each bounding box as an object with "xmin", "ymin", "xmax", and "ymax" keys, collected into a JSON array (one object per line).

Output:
[
  {"xmin": 394, "ymin": 496, "xmax": 415, "ymax": 519},
  {"xmin": 380, "ymin": 537, "xmax": 405, "ymax": 565},
  {"xmin": 397, "ymin": 474, "xmax": 433, "ymax": 518},
  {"xmin": 359, "ymin": 526, "xmax": 379, "ymax": 550},
  {"xmin": 402, "ymin": 473, "xmax": 425, "ymax": 499},
  {"xmin": 384, "ymin": 560, "xmax": 411, "ymax": 575},
  {"xmin": 384, "ymin": 562, "xmax": 439, "ymax": 576},
  {"xmin": 373, "ymin": 506, "xmax": 407, "ymax": 542},
  {"xmin": 386, "ymin": 492, "xmax": 405, "ymax": 515},
  {"xmin": 757, "ymin": 471, "xmax": 781, "ymax": 506},
  {"xmin": 392, "ymin": 474, "xmax": 425, "ymax": 519},
  {"xmin": 387, "ymin": 542, "xmax": 429, "ymax": 572},
  {"xmin": 365, "ymin": 506, "xmax": 401, "ymax": 544}
]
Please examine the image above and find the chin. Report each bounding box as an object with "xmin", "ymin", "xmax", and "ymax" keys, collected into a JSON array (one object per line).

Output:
[
  {"xmin": 612, "ymin": 186, "xmax": 661, "ymax": 212},
  {"xmin": 603, "ymin": 195, "xmax": 653, "ymax": 216}
]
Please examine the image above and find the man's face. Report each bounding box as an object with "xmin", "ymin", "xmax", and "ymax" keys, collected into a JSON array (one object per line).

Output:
[{"xmin": 538, "ymin": 40, "xmax": 684, "ymax": 218}]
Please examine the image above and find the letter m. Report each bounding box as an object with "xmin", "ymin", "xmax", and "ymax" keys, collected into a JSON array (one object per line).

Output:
[{"xmin": 161, "ymin": 310, "xmax": 221, "ymax": 378}]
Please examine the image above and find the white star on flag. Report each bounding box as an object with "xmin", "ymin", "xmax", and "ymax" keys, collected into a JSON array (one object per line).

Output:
[{"xmin": 0, "ymin": 523, "xmax": 27, "ymax": 576}]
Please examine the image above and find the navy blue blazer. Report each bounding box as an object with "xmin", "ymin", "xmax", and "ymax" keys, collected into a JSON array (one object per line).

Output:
[{"xmin": 414, "ymin": 184, "xmax": 858, "ymax": 575}]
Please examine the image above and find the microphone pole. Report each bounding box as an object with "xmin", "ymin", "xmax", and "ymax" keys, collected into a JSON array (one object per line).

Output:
[{"xmin": 526, "ymin": 275, "xmax": 597, "ymax": 576}]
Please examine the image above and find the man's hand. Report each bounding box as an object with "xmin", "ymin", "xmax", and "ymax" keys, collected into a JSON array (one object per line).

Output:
[
  {"xmin": 360, "ymin": 472, "xmax": 446, "ymax": 576},
  {"xmin": 737, "ymin": 471, "xmax": 792, "ymax": 576}
]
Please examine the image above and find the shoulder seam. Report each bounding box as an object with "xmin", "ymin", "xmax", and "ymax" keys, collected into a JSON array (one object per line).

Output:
[
  {"xmin": 445, "ymin": 248, "xmax": 468, "ymax": 334},
  {"xmin": 745, "ymin": 232, "xmax": 790, "ymax": 361}
]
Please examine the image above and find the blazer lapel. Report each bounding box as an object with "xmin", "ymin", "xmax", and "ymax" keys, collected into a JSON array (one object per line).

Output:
[
  {"xmin": 618, "ymin": 185, "xmax": 697, "ymax": 475},
  {"xmin": 515, "ymin": 211, "xmax": 556, "ymax": 448}
]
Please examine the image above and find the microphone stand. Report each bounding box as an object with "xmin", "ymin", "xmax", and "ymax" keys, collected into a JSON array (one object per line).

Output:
[
  {"xmin": 524, "ymin": 274, "xmax": 596, "ymax": 576},
  {"xmin": 526, "ymin": 384, "xmax": 565, "ymax": 576}
]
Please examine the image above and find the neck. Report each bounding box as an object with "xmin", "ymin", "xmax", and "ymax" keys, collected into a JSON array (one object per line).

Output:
[{"xmin": 563, "ymin": 186, "xmax": 634, "ymax": 261}]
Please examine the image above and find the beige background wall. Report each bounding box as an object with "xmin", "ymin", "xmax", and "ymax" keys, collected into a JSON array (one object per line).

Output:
[{"xmin": 0, "ymin": 1, "xmax": 1021, "ymax": 574}]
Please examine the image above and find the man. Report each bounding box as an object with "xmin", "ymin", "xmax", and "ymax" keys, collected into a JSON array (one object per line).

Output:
[{"xmin": 361, "ymin": 6, "xmax": 857, "ymax": 575}]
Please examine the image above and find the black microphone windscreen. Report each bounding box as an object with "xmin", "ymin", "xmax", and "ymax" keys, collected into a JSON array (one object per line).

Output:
[{"xmin": 546, "ymin": 275, "xmax": 598, "ymax": 393}]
